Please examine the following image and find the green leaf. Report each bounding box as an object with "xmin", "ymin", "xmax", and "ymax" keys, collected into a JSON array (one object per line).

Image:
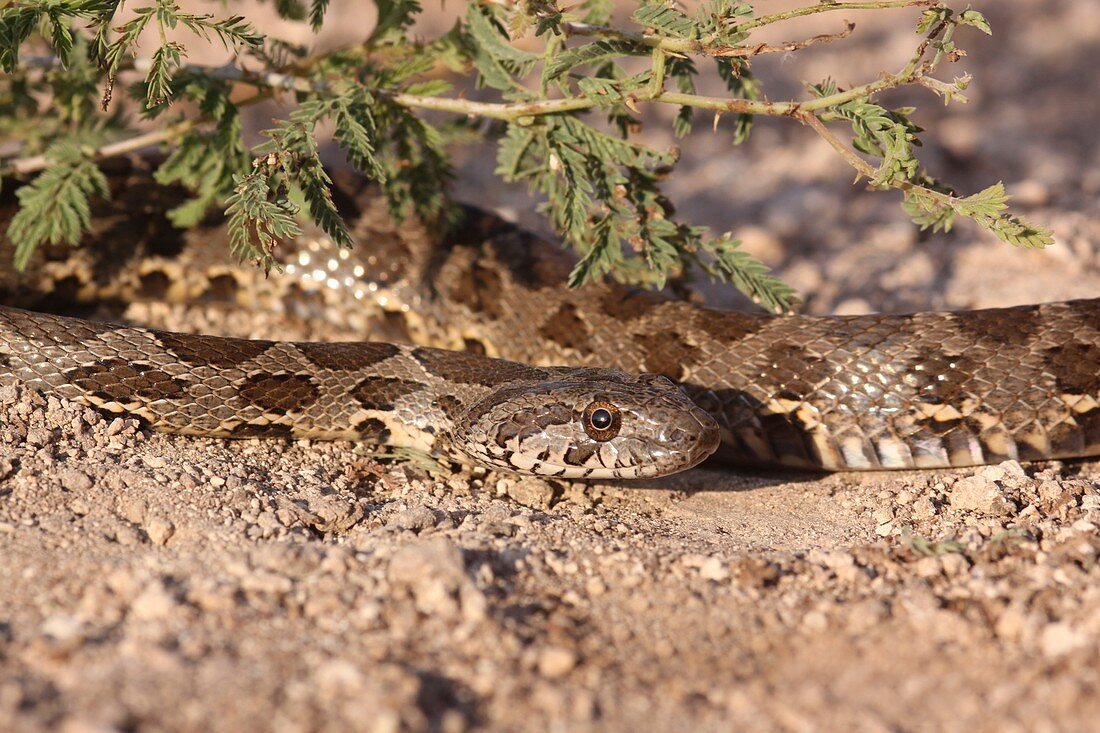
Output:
[
  {"xmin": 959, "ymin": 9, "xmax": 992, "ymax": 35},
  {"xmin": 701, "ymin": 237, "xmax": 799, "ymax": 314},
  {"xmin": 543, "ymin": 40, "xmax": 645, "ymax": 84},
  {"xmin": 403, "ymin": 79, "xmax": 453, "ymax": 97},
  {"xmin": 7, "ymin": 142, "xmax": 109, "ymax": 270},
  {"xmin": 370, "ymin": 0, "xmax": 422, "ymax": 42},
  {"xmin": 332, "ymin": 91, "xmax": 385, "ymax": 181},
  {"xmin": 0, "ymin": 6, "xmax": 43, "ymax": 73},
  {"xmin": 954, "ymin": 182, "xmax": 1008, "ymax": 218},
  {"xmin": 466, "ymin": 5, "xmax": 537, "ymax": 91},
  {"xmin": 631, "ymin": 4, "xmax": 698, "ymax": 39},
  {"xmin": 225, "ymin": 170, "xmax": 302, "ymax": 265},
  {"xmin": 309, "ymin": 0, "xmax": 330, "ymax": 31}
]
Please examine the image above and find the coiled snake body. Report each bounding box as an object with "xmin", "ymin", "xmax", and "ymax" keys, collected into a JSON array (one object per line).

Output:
[{"xmin": 2, "ymin": 158, "xmax": 1099, "ymax": 474}]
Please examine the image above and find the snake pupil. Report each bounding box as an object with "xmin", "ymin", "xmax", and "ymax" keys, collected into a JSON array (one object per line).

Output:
[
  {"xmin": 590, "ymin": 408, "xmax": 613, "ymax": 429},
  {"xmin": 582, "ymin": 401, "xmax": 621, "ymax": 441}
]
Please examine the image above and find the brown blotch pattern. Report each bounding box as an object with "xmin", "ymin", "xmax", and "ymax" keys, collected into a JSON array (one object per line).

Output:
[
  {"xmin": 350, "ymin": 376, "xmax": 423, "ymax": 411},
  {"xmin": 600, "ymin": 288, "xmax": 659, "ymax": 321},
  {"xmin": 297, "ymin": 341, "xmax": 400, "ymax": 372},
  {"xmin": 413, "ymin": 347, "xmax": 545, "ymax": 388},
  {"xmin": 953, "ymin": 306, "xmax": 1041, "ymax": 347},
  {"xmin": 436, "ymin": 395, "xmax": 465, "ymax": 421},
  {"xmin": 200, "ymin": 274, "xmax": 240, "ymax": 303},
  {"xmin": 564, "ymin": 443, "xmax": 599, "ymax": 466},
  {"xmin": 138, "ymin": 270, "xmax": 171, "ymax": 300},
  {"xmin": 230, "ymin": 423, "xmax": 295, "ymax": 439},
  {"xmin": 633, "ymin": 331, "xmax": 702, "ymax": 382},
  {"xmin": 538, "ymin": 303, "xmax": 592, "ymax": 354},
  {"xmin": 352, "ymin": 417, "xmax": 391, "ymax": 443},
  {"xmin": 449, "ymin": 263, "xmax": 504, "ymax": 320},
  {"xmin": 693, "ymin": 309, "xmax": 766, "ymax": 344},
  {"xmin": 159, "ymin": 332, "xmax": 272, "ymax": 368},
  {"xmin": 463, "ymin": 338, "xmax": 487, "ymax": 356},
  {"xmin": 485, "ymin": 228, "xmax": 573, "ymax": 289},
  {"xmin": 907, "ymin": 351, "xmax": 985, "ymax": 407},
  {"xmin": 1044, "ymin": 341, "xmax": 1100, "ymax": 395},
  {"xmin": 65, "ymin": 359, "xmax": 187, "ymax": 403},
  {"xmin": 755, "ymin": 342, "xmax": 836, "ymax": 402},
  {"xmin": 239, "ymin": 373, "xmax": 320, "ymax": 415}
]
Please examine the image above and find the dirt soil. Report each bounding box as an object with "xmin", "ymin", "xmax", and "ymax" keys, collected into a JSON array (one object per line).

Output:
[{"xmin": 3, "ymin": 1, "xmax": 1100, "ymax": 731}]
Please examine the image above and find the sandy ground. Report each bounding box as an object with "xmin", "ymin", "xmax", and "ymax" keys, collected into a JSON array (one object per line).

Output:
[{"xmin": 3, "ymin": 1, "xmax": 1100, "ymax": 731}]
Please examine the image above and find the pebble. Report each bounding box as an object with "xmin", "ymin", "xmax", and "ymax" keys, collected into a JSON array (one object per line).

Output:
[
  {"xmin": 537, "ymin": 646, "xmax": 578, "ymax": 678},
  {"xmin": 388, "ymin": 538, "xmax": 474, "ymax": 619},
  {"xmin": 698, "ymin": 557, "xmax": 730, "ymax": 582},
  {"xmin": 145, "ymin": 517, "xmax": 175, "ymax": 546},
  {"xmin": 949, "ymin": 475, "xmax": 1011, "ymax": 515},
  {"xmin": 129, "ymin": 582, "xmax": 178, "ymax": 621},
  {"xmin": 56, "ymin": 467, "xmax": 94, "ymax": 492},
  {"xmin": 506, "ymin": 477, "xmax": 556, "ymax": 509},
  {"xmin": 388, "ymin": 506, "xmax": 438, "ymax": 532},
  {"xmin": 1040, "ymin": 622, "xmax": 1087, "ymax": 658}
]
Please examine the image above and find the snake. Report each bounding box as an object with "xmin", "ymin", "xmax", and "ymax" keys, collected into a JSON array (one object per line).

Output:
[{"xmin": 1, "ymin": 156, "xmax": 1098, "ymax": 475}]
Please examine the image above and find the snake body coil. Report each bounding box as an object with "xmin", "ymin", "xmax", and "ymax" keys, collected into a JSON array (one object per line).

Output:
[{"xmin": 1, "ymin": 158, "xmax": 1098, "ymax": 473}]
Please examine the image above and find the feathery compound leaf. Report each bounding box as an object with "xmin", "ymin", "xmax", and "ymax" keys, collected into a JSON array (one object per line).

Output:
[
  {"xmin": 955, "ymin": 182, "xmax": 1008, "ymax": 218},
  {"xmin": 0, "ymin": 6, "xmax": 44, "ymax": 72},
  {"xmin": 332, "ymin": 91, "xmax": 385, "ymax": 181},
  {"xmin": 702, "ymin": 237, "xmax": 799, "ymax": 314},
  {"xmin": 370, "ymin": 0, "xmax": 422, "ymax": 42},
  {"xmin": 902, "ymin": 190, "xmax": 956, "ymax": 233},
  {"xmin": 495, "ymin": 124, "xmax": 540, "ymax": 181},
  {"xmin": 983, "ymin": 215, "xmax": 1054, "ymax": 249},
  {"xmin": 309, "ymin": 0, "xmax": 330, "ymax": 31},
  {"xmin": 631, "ymin": 4, "xmax": 698, "ymax": 39},
  {"xmin": 465, "ymin": 4, "xmax": 536, "ymax": 91},
  {"xmin": 225, "ymin": 170, "xmax": 302, "ymax": 266},
  {"xmin": 8, "ymin": 142, "xmax": 109, "ymax": 270},
  {"xmin": 544, "ymin": 40, "xmax": 645, "ymax": 84}
]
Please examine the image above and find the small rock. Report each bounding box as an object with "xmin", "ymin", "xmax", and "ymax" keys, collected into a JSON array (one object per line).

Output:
[
  {"xmin": 129, "ymin": 582, "xmax": 177, "ymax": 621},
  {"xmin": 56, "ymin": 468, "xmax": 93, "ymax": 492},
  {"xmin": 388, "ymin": 538, "xmax": 472, "ymax": 619},
  {"xmin": 914, "ymin": 556, "xmax": 942, "ymax": 578},
  {"xmin": 145, "ymin": 517, "xmax": 175, "ymax": 546},
  {"xmin": 1040, "ymin": 622, "xmax": 1087, "ymax": 658},
  {"xmin": 976, "ymin": 460, "xmax": 1027, "ymax": 483},
  {"xmin": 40, "ymin": 614, "xmax": 86, "ymax": 651},
  {"xmin": 940, "ymin": 553, "xmax": 970, "ymax": 577},
  {"xmin": 388, "ymin": 506, "xmax": 438, "ymax": 532},
  {"xmin": 949, "ymin": 475, "xmax": 1011, "ymax": 515},
  {"xmin": 911, "ymin": 497, "xmax": 937, "ymax": 520},
  {"xmin": 116, "ymin": 496, "xmax": 148, "ymax": 525},
  {"xmin": 698, "ymin": 557, "xmax": 729, "ymax": 582},
  {"xmin": 507, "ymin": 478, "xmax": 556, "ymax": 509},
  {"xmin": 537, "ymin": 646, "xmax": 577, "ymax": 679}
]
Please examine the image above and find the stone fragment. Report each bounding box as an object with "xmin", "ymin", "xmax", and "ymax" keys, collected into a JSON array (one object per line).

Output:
[{"xmin": 537, "ymin": 646, "xmax": 578, "ymax": 679}]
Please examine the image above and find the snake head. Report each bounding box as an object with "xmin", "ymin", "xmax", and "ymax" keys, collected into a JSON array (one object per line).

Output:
[{"xmin": 451, "ymin": 371, "xmax": 720, "ymax": 479}]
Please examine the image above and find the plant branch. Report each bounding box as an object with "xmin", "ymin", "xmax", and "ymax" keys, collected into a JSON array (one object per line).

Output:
[
  {"xmin": 563, "ymin": 20, "xmax": 856, "ymax": 58},
  {"xmin": 3, "ymin": 119, "xmax": 201, "ymax": 177},
  {"xmin": 737, "ymin": 0, "xmax": 941, "ymax": 32}
]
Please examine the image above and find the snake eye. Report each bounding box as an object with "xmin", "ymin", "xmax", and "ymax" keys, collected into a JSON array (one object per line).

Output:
[{"xmin": 582, "ymin": 401, "xmax": 621, "ymax": 441}]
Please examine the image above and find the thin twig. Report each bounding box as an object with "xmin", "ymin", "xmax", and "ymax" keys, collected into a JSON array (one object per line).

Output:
[
  {"xmin": 5, "ymin": 119, "xmax": 200, "ymax": 177},
  {"xmin": 737, "ymin": 0, "xmax": 941, "ymax": 32},
  {"xmin": 563, "ymin": 20, "xmax": 856, "ymax": 58}
]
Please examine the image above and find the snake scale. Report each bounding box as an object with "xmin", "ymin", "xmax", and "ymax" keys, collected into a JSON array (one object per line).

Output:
[{"xmin": 1, "ymin": 156, "xmax": 1099, "ymax": 475}]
